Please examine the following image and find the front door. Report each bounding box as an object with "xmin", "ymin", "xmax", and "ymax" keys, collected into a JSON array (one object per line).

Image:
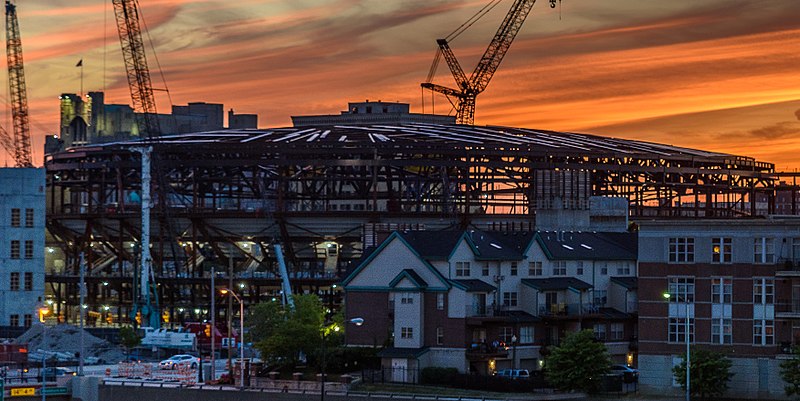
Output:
[{"xmin": 391, "ymin": 358, "xmax": 408, "ymax": 382}]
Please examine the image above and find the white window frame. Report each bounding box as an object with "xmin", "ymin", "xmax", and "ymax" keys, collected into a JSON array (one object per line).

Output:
[
  {"xmin": 669, "ymin": 238, "xmax": 695, "ymax": 263},
  {"xmin": 668, "ymin": 318, "xmax": 694, "ymax": 343},
  {"xmin": 455, "ymin": 262, "xmax": 470, "ymax": 277},
  {"xmin": 520, "ymin": 326, "xmax": 533, "ymax": 344},
  {"xmin": 529, "ymin": 261, "xmax": 542, "ymax": 276},
  {"xmin": 712, "ymin": 318, "xmax": 732, "ymax": 344},
  {"xmin": 502, "ymin": 292, "xmax": 518, "ymax": 307},
  {"xmin": 754, "ymin": 238, "xmax": 775, "ymax": 264},
  {"xmin": 552, "ymin": 261, "xmax": 566, "ymax": 276},
  {"xmin": 436, "ymin": 293, "xmax": 444, "ymax": 310},
  {"xmin": 753, "ymin": 320, "xmax": 774, "ymax": 346},
  {"xmin": 401, "ymin": 327, "xmax": 413, "ymax": 339},
  {"xmin": 712, "ymin": 237, "xmax": 732, "ymax": 264}
]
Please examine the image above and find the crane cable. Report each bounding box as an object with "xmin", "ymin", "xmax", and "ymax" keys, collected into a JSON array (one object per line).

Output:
[{"xmin": 445, "ymin": 0, "xmax": 505, "ymax": 42}]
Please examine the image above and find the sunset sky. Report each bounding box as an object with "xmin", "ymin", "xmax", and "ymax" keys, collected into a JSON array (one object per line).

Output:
[{"xmin": 2, "ymin": 0, "xmax": 800, "ymax": 170}]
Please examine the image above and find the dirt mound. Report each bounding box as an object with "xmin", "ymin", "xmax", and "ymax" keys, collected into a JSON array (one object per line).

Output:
[{"xmin": 16, "ymin": 324, "xmax": 126, "ymax": 364}]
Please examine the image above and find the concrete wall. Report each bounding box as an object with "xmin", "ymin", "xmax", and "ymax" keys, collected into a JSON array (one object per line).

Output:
[{"xmin": 639, "ymin": 353, "xmax": 791, "ymax": 400}]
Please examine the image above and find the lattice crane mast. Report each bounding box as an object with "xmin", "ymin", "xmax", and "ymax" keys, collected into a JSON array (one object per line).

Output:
[
  {"xmin": 112, "ymin": 0, "xmax": 160, "ymax": 138},
  {"xmin": 113, "ymin": 0, "xmax": 163, "ymax": 329},
  {"xmin": 421, "ymin": 0, "xmax": 545, "ymax": 125},
  {"xmin": 1, "ymin": 0, "xmax": 32, "ymax": 167}
]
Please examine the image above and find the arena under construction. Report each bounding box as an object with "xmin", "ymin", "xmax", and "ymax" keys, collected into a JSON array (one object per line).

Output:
[{"xmin": 44, "ymin": 122, "xmax": 778, "ymax": 325}]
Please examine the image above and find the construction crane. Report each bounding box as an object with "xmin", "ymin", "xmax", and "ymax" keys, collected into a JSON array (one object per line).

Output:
[
  {"xmin": 112, "ymin": 0, "xmax": 160, "ymax": 138},
  {"xmin": 112, "ymin": 0, "xmax": 162, "ymax": 329},
  {"xmin": 1, "ymin": 0, "xmax": 32, "ymax": 167},
  {"xmin": 421, "ymin": 0, "xmax": 547, "ymax": 125}
]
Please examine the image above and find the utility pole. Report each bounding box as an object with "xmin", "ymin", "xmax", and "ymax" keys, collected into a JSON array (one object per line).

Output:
[{"xmin": 227, "ymin": 247, "xmax": 233, "ymax": 379}]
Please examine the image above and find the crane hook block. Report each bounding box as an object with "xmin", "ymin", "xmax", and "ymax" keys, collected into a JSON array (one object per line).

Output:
[{"xmin": 550, "ymin": 0, "xmax": 556, "ymax": 8}]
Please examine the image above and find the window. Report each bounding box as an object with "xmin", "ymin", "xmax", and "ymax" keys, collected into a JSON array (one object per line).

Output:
[
  {"xmin": 711, "ymin": 277, "xmax": 732, "ymax": 304},
  {"xmin": 502, "ymin": 292, "xmax": 518, "ymax": 307},
  {"xmin": 668, "ymin": 277, "xmax": 695, "ymax": 303},
  {"xmin": 510, "ymin": 262, "xmax": 518, "ymax": 276},
  {"xmin": 576, "ymin": 261, "xmax": 584, "ymax": 275},
  {"xmin": 754, "ymin": 278, "xmax": 774, "ymax": 305},
  {"xmin": 520, "ymin": 326, "xmax": 533, "ymax": 343},
  {"xmin": 25, "ymin": 208, "xmax": 33, "ymax": 227},
  {"xmin": 23, "ymin": 314, "xmax": 32, "ymax": 328},
  {"xmin": 500, "ymin": 326, "xmax": 514, "ymax": 343},
  {"xmin": 10, "ymin": 240, "xmax": 20, "ymax": 259},
  {"xmin": 553, "ymin": 261, "xmax": 566, "ymax": 276},
  {"xmin": 24, "ymin": 272, "xmax": 33, "ymax": 291},
  {"xmin": 437, "ymin": 293, "xmax": 444, "ymax": 310},
  {"xmin": 401, "ymin": 327, "xmax": 413, "ymax": 339},
  {"xmin": 455, "ymin": 262, "xmax": 470, "ymax": 277},
  {"xmin": 482, "ymin": 262, "xmax": 490, "ymax": 277},
  {"xmin": 10, "ymin": 208, "xmax": 20, "ymax": 227},
  {"xmin": 669, "ymin": 318, "xmax": 694, "ymax": 343},
  {"xmin": 611, "ymin": 323, "xmax": 624, "ymax": 341},
  {"xmin": 753, "ymin": 320, "xmax": 774, "ymax": 345},
  {"xmin": 529, "ymin": 262, "xmax": 542, "ymax": 276},
  {"xmin": 400, "ymin": 294, "xmax": 414, "ymax": 304},
  {"xmin": 436, "ymin": 327, "xmax": 444, "ymax": 345},
  {"xmin": 593, "ymin": 290, "xmax": 607, "ymax": 306},
  {"xmin": 712, "ymin": 238, "xmax": 732, "ymax": 263},
  {"xmin": 617, "ymin": 263, "xmax": 631, "ymax": 275},
  {"xmin": 599, "ymin": 262, "xmax": 608, "ymax": 275},
  {"xmin": 10, "ymin": 314, "xmax": 19, "ymax": 327},
  {"xmin": 754, "ymin": 238, "xmax": 775, "ymax": 264},
  {"xmin": 593, "ymin": 323, "xmax": 607, "ymax": 341},
  {"xmin": 24, "ymin": 240, "xmax": 33, "ymax": 259},
  {"xmin": 712, "ymin": 318, "xmax": 732, "ymax": 344},
  {"xmin": 669, "ymin": 238, "xmax": 695, "ymax": 263},
  {"xmin": 793, "ymin": 238, "xmax": 800, "ymax": 263},
  {"xmin": 10, "ymin": 272, "xmax": 20, "ymax": 291}
]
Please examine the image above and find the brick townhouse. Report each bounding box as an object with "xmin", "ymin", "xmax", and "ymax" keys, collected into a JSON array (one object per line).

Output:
[
  {"xmin": 638, "ymin": 217, "xmax": 800, "ymax": 399},
  {"xmin": 343, "ymin": 228, "xmax": 637, "ymax": 382}
]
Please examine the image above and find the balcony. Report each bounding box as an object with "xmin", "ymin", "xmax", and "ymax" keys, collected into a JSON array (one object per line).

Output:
[
  {"xmin": 465, "ymin": 343, "xmax": 509, "ymax": 361},
  {"xmin": 777, "ymin": 259, "xmax": 800, "ymax": 277},
  {"xmin": 776, "ymin": 299, "xmax": 800, "ymax": 318},
  {"xmin": 538, "ymin": 303, "xmax": 601, "ymax": 318},
  {"xmin": 467, "ymin": 304, "xmax": 497, "ymax": 318}
]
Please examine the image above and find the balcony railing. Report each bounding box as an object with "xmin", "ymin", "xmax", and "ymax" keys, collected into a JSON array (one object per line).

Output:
[
  {"xmin": 538, "ymin": 303, "xmax": 602, "ymax": 317},
  {"xmin": 468, "ymin": 304, "xmax": 497, "ymax": 317},
  {"xmin": 776, "ymin": 299, "xmax": 800, "ymax": 316},
  {"xmin": 465, "ymin": 343, "xmax": 509, "ymax": 360}
]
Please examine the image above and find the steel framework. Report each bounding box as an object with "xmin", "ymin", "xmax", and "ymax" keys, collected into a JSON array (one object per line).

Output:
[{"xmin": 43, "ymin": 123, "xmax": 776, "ymax": 325}]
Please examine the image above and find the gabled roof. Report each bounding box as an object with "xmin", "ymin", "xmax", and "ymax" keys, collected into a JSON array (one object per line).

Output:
[
  {"xmin": 397, "ymin": 230, "xmax": 464, "ymax": 260},
  {"xmin": 450, "ymin": 279, "xmax": 496, "ymax": 293},
  {"xmin": 521, "ymin": 277, "xmax": 593, "ymax": 292},
  {"xmin": 610, "ymin": 276, "xmax": 638, "ymax": 290},
  {"xmin": 462, "ymin": 230, "xmax": 527, "ymax": 261},
  {"xmin": 341, "ymin": 231, "xmax": 451, "ymax": 290},
  {"xmin": 389, "ymin": 269, "xmax": 428, "ymax": 289},
  {"xmin": 534, "ymin": 231, "xmax": 637, "ymax": 261}
]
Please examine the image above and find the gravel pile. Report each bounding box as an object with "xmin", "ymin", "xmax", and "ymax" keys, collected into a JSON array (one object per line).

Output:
[{"xmin": 16, "ymin": 324, "xmax": 126, "ymax": 364}]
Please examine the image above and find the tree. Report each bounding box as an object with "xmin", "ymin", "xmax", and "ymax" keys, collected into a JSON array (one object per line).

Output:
[
  {"xmin": 118, "ymin": 326, "xmax": 140, "ymax": 356},
  {"xmin": 249, "ymin": 294, "xmax": 326, "ymax": 368},
  {"xmin": 780, "ymin": 345, "xmax": 800, "ymax": 398},
  {"xmin": 544, "ymin": 329, "xmax": 611, "ymax": 394},
  {"xmin": 672, "ymin": 347, "xmax": 733, "ymax": 400}
]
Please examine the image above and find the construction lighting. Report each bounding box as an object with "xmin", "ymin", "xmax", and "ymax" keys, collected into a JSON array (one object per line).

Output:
[{"xmin": 38, "ymin": 307, "xmax": 50, "ymax": 322}]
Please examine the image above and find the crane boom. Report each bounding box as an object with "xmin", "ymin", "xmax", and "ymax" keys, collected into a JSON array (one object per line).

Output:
[
  {"xmin": 112, "ymin": 0, "xmax": 160, "ymax": 138},
  {"xmin": 422, "ymin": 0, "xmax": 537, "ymax": 125},
  {"xmin": 4, "ymin": 0, "xmax": 32, "ymax": 167},
  {"xmin": 470, "ymin": 0, "xmax": 536, "ymax": 93}
]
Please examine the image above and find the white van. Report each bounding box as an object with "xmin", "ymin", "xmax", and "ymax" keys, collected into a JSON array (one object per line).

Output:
[{"xmin": 495, "ymin": 369, "xmax": 531, "ymax": 379}]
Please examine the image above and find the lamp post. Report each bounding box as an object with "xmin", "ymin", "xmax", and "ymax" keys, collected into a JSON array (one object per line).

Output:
[
  {"xmin": 220, "ymin": 289, "xmax": 244, "ymax": 389},
  {"xmin": 321, "ymin": 317, "xmax": 364, "ymax": 401},
  {"xmin": 511, "ymin": 335, "xmax": 518, "ymax": 370},
  {"xmin": 664, "ymin": 292, "xmax": 690, "ymax": 401}
]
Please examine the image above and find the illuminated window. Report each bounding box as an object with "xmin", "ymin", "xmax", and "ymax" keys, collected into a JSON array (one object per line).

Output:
[{"xmin": 712, "ymin": 238, "xmax": 732, "ymax": 263}]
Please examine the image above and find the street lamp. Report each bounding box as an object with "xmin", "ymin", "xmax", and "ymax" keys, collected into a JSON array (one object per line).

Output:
[
  {"xmin": 321, "ymin": 317, "xmax": 364, "ymax": 401},
  {"xmin": 664, "ymin": 292, "xmax": 690, "ymax": 401},
  {"xmin": 220, "ymin": 288, "xmax": 245, "ymax": 389}
]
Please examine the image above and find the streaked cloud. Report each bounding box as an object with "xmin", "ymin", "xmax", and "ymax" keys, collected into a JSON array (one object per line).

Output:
[{"xmin": 1, "ymin": 0, "xmax": 799, "ymax": 171}]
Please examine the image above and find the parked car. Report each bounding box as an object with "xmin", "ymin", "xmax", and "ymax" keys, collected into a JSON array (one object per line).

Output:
[
  {"xmin": 39, "ymin": 367, "xmax": 76, "ymax": 381},
  {"xmin": 610, "ymin": 364, "xmax": 639, "ymax": 380},
  {"xmin": 158, "ymin": 354, "xmax": 199, "ymax": 370},
  {"xmin": 495, "ymin": 369, "xmax": 531, "ymax": 380}
]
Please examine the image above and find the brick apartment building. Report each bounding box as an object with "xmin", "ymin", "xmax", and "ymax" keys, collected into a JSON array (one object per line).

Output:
[
  {"xmin": 343, "ymin": 228, "xmax": 637, "ymax": 382},
  {"xmin": 638, "ymin": 217, "xmax": 800, "ymax": 399}
]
